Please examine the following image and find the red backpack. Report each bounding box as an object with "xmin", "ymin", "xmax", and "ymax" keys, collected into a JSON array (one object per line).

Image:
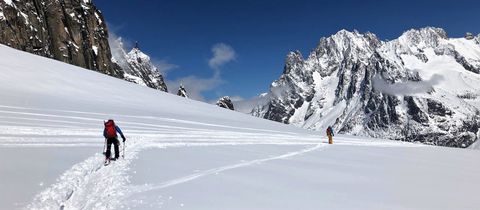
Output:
[{"xmin": 104, "ymin": 120, "xmax": 117, "ymax": 138}]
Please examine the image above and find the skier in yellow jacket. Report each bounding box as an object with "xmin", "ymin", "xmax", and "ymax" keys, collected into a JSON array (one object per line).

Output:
[{"xmin": 326, "ymin": 126, "xmax": 334, "ymax": 144}]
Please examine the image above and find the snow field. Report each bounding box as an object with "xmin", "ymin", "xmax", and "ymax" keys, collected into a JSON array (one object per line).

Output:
[{"xmin": 0, "ymin": 44, "xmax": 479, "ymax": 209}]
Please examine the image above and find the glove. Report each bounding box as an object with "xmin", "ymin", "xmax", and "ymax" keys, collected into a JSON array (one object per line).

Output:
[{"xmin": 121, "ymin": 135, "xmax": 126, "ymax": 142}]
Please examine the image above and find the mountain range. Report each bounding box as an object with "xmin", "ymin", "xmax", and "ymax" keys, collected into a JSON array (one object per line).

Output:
[{"xmin": 251, "ymin": 28, "xmax": 480, "ymax": 147}]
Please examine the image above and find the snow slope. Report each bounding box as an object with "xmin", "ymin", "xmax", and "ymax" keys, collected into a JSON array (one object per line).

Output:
[{"xmin": 0, "ymin": 44, "xmax": 479, "ymax": 210}]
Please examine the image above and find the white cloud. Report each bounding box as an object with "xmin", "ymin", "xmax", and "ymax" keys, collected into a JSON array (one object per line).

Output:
[
  {"xmin": 373, "ymin": 74, "xmax": 444, "ymax": 96},
  {"xmin": 208, "ymin": 43, "xmax": 236, "ymax": 73},
  {"xmin": 109, "ymin": 37, "xmax": 237, "ymax": 102},
  {"xmin": 167, "ymin": 76, "xmax": 224, "ymax": 101},
  {"xmin": 150, "ymin": 58, "xmax": 178, "ymax": 76},
  {"xmin": 166, "ymin": 43, "xmax": 237, "ymax": 102},
  {"xmin": 229, "ymin": 94, "xmax": 270, "ymax": 114},
  {"xmin": 107, "ymin": 31, "xmax": 129, "ymax": 67}
]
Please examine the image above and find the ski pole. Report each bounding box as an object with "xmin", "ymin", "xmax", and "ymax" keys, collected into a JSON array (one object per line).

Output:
[
  {"xmin": 103, "ymin": 138, "xmax": 107, "ymax": 155},
  {"xmin": 122, "ymin": 141, "xmax": 125, "ymax": 159}
]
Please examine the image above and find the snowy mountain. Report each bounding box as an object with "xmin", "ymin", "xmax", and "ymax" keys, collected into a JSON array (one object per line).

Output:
[
  {"xmin": 253, "ymin": 27, "xmax": 480, "ymax": 148},
  {"xmin": 216, "ymin": 96, "xmax": 235, "ymax": 110},
  {"xmin": 1, "ymin": 44, "xmax": 480, "ymax": 210},
  {"xmin": 111, "ymin": 40, "xmax": 168, "ymax": 92},
  {"xmin": 0, "ymin": 0, "xmax": 120, "ymax": 76}
]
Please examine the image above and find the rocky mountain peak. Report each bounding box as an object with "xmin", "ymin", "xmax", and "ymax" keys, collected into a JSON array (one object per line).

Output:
[
  {"xmin": 216, "ymin": 96, "xmax": 235, "ymax": 110},
  {"xmin": 313, "ymin": 29, "xmax": 379, "ymax": 66},
  {"xmin": 465, "ymin": 32, "xmax": 475, "ymax": 40},
  {"xmin": 127, "ymin": 45, "xmax": 150, "ymax": 64},
  {"xmin": 254, "ymin": 27, "xmax": 480, "ymax": 148},
  {"xmin": 283, "ymin": 51, "xmax": 304, "ymax": 74},
  {"xmin": 109, "ymin": 38, "xmax": 168, "ymax": 92},
  {"xmin": 177, "ymin": 84, "xmax": 188, "ymax": 98},
  {"xmin": 397, "ymin": 27, "xmax": 448, "ymax": 49}
]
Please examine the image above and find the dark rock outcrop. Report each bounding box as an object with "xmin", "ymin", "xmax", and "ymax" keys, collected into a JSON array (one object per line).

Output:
[
  {"xmin": 0, "ymin": 0, "xmax": 121, "ymax": 76},
  {"xmin": 216, "ymin": 96, "xmax": 234, "ymax": 110},
  {"xmin": 177, "ymin": 84, "xmax": 188, "ymax": 98}
]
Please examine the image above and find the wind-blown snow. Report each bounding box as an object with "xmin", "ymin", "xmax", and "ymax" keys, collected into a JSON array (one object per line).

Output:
[
  {"xmin": 469, "ymin": 140, "xmax": 480, "ymax": 150},
  {"xmin": 3, "ymin": 0, "xmax": 13, "ymax": 6},
  {"xmin": 0, "ymin": 44, "xmax": 479, "ymax": 210}
]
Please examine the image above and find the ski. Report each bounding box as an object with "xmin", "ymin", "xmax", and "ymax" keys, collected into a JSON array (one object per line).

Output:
[{"xmin": 104, "ymin": 158, "xmax": 119, "ymax": 166}]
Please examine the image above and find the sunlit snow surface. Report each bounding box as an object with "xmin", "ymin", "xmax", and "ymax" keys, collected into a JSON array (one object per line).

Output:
[{"xmin": 0, "ymin": 45, "xmax": 479, "ymax": 210}]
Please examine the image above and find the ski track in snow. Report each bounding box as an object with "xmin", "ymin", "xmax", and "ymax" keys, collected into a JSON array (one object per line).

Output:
[
  {"xmin": 24, "ymin": 138, "xmax": 413, "ymax": 210},
  {"xmin": 0, "ymin": 104, "xmax": 417, "ymax": 209},
  {"xmin": 127, "ymin": 144, "xmax": 327, "ymax": 195}
]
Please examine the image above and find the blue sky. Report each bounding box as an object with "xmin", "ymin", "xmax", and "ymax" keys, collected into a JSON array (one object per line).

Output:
[{"xmin": 95, "ymin": 0, "xmax": 479, "ymax": 101}]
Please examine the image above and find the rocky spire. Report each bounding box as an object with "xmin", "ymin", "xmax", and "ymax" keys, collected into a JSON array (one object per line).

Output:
[
  {"xmin": 177, "ymin": 84, "xmax": 188, "ymax": 98},
  {"xmin": 110, "ymin": 38, "xmax": 168, "ymax": 92}
]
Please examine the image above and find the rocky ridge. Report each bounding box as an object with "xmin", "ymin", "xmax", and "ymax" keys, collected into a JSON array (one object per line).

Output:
[
  {"xmin": 253, "ymin": 27, "xmax": 480, "ymax": 147},
  {"xmin": 216, "ymin": 96, "xmax": 235, "ymax": 110},
  {"xmin": 0, "ymin": 0, "xmax": 121, "ymax": 76}
]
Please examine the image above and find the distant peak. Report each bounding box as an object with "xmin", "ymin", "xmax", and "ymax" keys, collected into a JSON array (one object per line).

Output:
[
  {"xmin": 333, "ymin": 29, "xmax": 354, "ymax": 37},
  {"xmin": 287, "ymin": 50, "xmax": 303, "ymax": 57},
  {"xmin": 285, "ymin": 50, "xmax": 304, "ymax": 64},
  {"xmin": 333, "ymin": 29, "xmax": 364, "ymax": 37},
  {"xmin": 134, "ymin": 41, "xmax": 139, "ymax": 50},
  {"xmin": 401, "ymin": 27, "xmax": 448, "ymax": 39}
]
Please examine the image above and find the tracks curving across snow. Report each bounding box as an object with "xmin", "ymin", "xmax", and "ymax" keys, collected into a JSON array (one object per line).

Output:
[
  {"xmin": 25, "ymin": 139, "xmax": 325, "ymax": 210},
  {"xmin": 0, "ymin": 105, "xmax": 416, "ymax": 209},
  {"xmin": 127, "ymin": 143, "xmax": 326, "ymax": 195}
]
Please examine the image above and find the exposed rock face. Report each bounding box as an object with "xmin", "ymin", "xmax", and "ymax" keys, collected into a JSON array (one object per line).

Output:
[
  {"xmin": 177, "ymin": 84, "xmax": 188, "ymax": 98},
  {"xmin": 216, "ymin": 96, "xmax": 234, "ymax": 110},
  {"xmin": 465, "ymin": 32, "xmax": 474, "ymax": 40},
  {"xmin": 110, "ymin": 39, "xmax": 168, "ymax": 92},
  {"xmin": 0, "ymin": 0, "xmax": 120, "ymax": 76},
  {"xmin": 253, "ymin": 27, "xmax": 480, "ymax": 148}
]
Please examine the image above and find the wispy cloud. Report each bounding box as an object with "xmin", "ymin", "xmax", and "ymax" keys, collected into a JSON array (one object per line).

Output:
[
  {"xmin": 108, "ymin": 30, "xmax": 236, "ymax": 102},
  {"xmin": 373, "ymin": 73, "xmax": 444, "ymax": 96},
  {"xmin": 228, "ymin": 94, "xmax": 270, "ymax": 113},
  {"xmin": 167, "ymin": 76, "xmax": 224, "ymax": 101},
  {"xmin": 208, "ymin": 43, "xmax": 236, "ymax": 75},
  {"xmin": 150, "ymin": 58, "xmax": 178, "ymax": 76},
  {"xmin": 168, "ymin": 43, "xmax": 236, "ymax": 101}
]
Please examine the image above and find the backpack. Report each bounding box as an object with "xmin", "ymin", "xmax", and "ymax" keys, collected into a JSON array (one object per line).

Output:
[
  {"xmin": 326, "ymin": 127, "xmax": 333, "ymax": 136},
  {"xmin": 104, "ymin": 120, "xmax": 117, "ymax": 138}
]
